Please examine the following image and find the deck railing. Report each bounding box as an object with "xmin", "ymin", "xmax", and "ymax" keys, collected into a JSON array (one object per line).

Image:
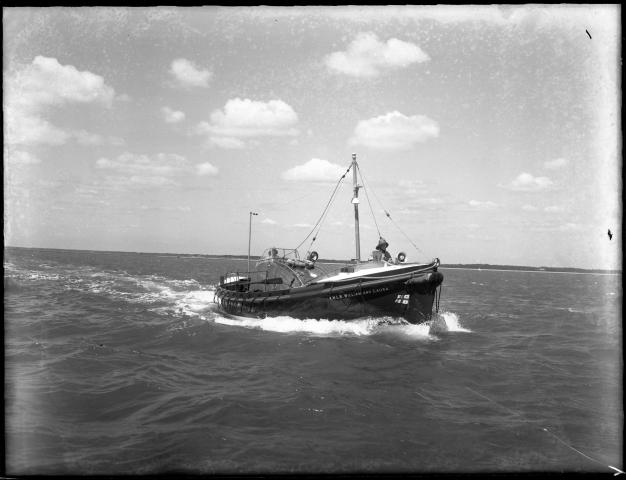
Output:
[{"xmin": 219, "ymin": 269, "xmax": 286, "ymax": 293}]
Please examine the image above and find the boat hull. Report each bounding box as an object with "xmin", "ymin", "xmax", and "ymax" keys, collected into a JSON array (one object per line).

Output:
[{"xmin": 214, "ymin": 266, "xmax": 443, "ymax": 324}]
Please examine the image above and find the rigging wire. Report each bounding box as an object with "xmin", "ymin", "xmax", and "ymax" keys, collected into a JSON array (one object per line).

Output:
[
  {"xmin": 385, "ymin": 210, "xmax": 426, "ymax": 257},
  {"xmin": 294, "ymin": 162, "xmax": 352, "ymax": 252},
  {"xmin": 355, "ymin": 162, "xmax": 381, "ymax": 238},
  {"xmin": 357, "ymin": 163, "xmax": 427, "ymax": 258},
  {"xmin": 306, "ymin": 193, "xmax": 336, "ymax": 253}
]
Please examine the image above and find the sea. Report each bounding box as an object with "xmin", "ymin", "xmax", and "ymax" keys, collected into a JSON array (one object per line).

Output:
[{"xmin": 4, "ymin": 246, "xmax": 622, "ymax": 475}]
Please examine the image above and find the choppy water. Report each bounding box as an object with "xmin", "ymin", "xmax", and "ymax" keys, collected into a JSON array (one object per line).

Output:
[{"xmin": 4, "ymin": 247, "xmax": 622, "ymax": 474}]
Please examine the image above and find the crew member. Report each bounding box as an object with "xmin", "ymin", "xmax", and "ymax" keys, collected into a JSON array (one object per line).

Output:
[{"xmin": 375, "ymin": 237, "xmax": 392, "ymax": 262}]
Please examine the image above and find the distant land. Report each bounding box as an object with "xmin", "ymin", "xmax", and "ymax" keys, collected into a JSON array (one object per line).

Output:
[
  {"xmin": 4, "ymin": 246, "xmax": 622, "ymax": 275},
  {"xmin": 441, "ymin": 263, "xmax": 621, "ymax": 275}
]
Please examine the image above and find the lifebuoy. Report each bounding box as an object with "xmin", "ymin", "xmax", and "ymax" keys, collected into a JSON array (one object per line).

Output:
[
  {"xmin": 397, "ymin": 252, "xmax": 406, "ymax": 263},
  {"xmin": 308, "ymin": 251, "xmax": 319, "ymax": 262}
]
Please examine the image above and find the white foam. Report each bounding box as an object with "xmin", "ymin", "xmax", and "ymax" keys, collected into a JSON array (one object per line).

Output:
[
  {"xmin": 376, "ymin": 320, "xmax": 434, "ymax": 338},
  {"xmin": 433, "ymin": 311, "xmax": 471, "ymax": 332},
  {"xmin": 212, "ymin": 314, "xmax": 440, "ymax": 339},
  {"xmin": 214, "ymin": 315, "xmax": 378, "ymax": 336},
  {"xmin": 172, "ymin": 290, "xmax": 216, "ymax": 316}
]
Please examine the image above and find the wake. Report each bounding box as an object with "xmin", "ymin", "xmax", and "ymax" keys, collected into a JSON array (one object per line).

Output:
[{"xmin": 211, "ymin": 310, "xmax": 470, "ymax": 339}]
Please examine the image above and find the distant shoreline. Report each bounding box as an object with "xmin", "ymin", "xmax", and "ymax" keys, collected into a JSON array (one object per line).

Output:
[{"xmin": 4, "ymin": 245, "xmax": 621, "ymax": 275}]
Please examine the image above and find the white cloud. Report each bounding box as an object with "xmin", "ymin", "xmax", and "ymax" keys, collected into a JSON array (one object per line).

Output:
[
  {"xmin": 195, "ymin": 98, "xmax": 299, "ymax": 148},
  {"xmin": 169, "ymin": 58, "xmax": 211, "ymax": 88},
  {"xmin": 196, "ymin": 162, "xmax": 219, "ymax": 176},
  {"xmin": 5, "ymin": 56, "xmax": 116, "ymax": 147},
  {"xmin": 11, "ymin": 56, "xmax": 115, "ymax": 108},
  {"xmin": 349, "ymin": 111, "xmax": 439, "ymax": 150},
  {"xmin": 281, "ymin": 158, "xmax": 345, "ymax": 182},
  {"xmin": 262, "ymin": 218, "xmax": 278, "ymax": 225},
  {"xmin": 161, "ymin": 106, "xmax": 185, "ymax": 124},
  {"xmin": 95, "ymin": 152, "xmax": 217, "ymax": 187},
  {"xmin": 293, "ymin": 223, "xmax": 313, "ymax": 228},
  {"xmin": 325, "ymin": 32, "xmax": 430, "ymax": 77},
  {"xmin": 209, "ymin": 98, "xmax": 299, "ymax": 137},
  {"xmin": 6, "ymin": 113, "xmax": 71, "ymax": 146},
  {"xmin": 468, "ymin": 200, "xmax": 498, "ymax": 209},
  {"xmin": 543, "ymin": 157, "xmax": 569, "ymax": 170},
  {"xmin": 522, "ymin": 204, "xmax": 538, "ymax": 211},
  {"xmin": 501, "ymin": 172, "xmax": 554, "ymax": 192}
]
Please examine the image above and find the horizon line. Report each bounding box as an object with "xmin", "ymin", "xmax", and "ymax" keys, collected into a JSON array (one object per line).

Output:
[{"xmin": 4, "ymin": 245, "xmax": 621, "ymax": 273}]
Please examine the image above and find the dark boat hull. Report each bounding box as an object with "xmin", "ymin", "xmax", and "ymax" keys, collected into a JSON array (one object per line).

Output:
[{"xmin": 214, "ymin": 267, "xmax": 444, "ymax": 324}]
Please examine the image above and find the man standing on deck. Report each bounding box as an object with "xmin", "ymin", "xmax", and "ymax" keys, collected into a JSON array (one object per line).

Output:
[{"xmin": 375, "ymin": 237, "xmax": 393, "ymax": 263}]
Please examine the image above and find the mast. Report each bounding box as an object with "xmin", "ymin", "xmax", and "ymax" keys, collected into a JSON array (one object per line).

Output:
[
  {"xmin": 247, "ymin": 211, "xmax": 258, "ymax": 272},
  {"xmin": 351, "ymin": 153, "xmax": 361, "ymax": 262}
]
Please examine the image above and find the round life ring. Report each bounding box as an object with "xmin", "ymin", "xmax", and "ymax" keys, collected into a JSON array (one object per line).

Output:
[
  {"xmin": 397, "ymin": 252, "xmax": 406, "ymax": 263},
  {"xmin": 308, "ymin": 251, "xmax": 319, "ymax": 262}
]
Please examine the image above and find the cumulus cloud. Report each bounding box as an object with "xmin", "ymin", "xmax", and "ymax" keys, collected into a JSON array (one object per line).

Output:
[
  {"xmin": 196, "ymin": 162, "xmax": 219, "ymax": 176},
  {"xmin": 5, "ymin": 56, "xmax": 117, "ymax": 146},
  {"xmin": 543, "ymin": 157, "xmax": 569, "ymax": 170},
  {"xmin": 195, "ymin": 98, "xmax": 299, "ymax": 148},
  {"xmin": 95, "ymin": 152, "xmax": 217, "ymax": 187},
  {"xmin": 169, "ymin": 58, "xmax": 212, "ymax": 88},
  {"xmin": 161, "ymin": 106, "xmax": 185, "ymax": 124},
  {"xmin": 501, "ymin": 172, "xmax": 554, "ymax": 192},
  {"xmin": 281, "ymin": 158, "xmax": 346, "ymax": 182},
  {"xmin": 522, "ymin": 204, "xmax": 538, "ymax": 211},
  {"xmin": 262, "ymin": 218, "xmax": 278, "ymax": 225},
  {"xmin": 11, "ymin": 56, "xmax": 115, "ymax": 108},
  {"xmin": 349, "ymin": 111, "xmax": 439, "ymax": 150},
  {"xmin": 325, "ymin": 32, "xmax": 430, "ymax": 77}
]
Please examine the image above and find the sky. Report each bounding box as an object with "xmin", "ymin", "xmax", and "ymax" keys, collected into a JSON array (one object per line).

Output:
[{"xmin": 3, "ymin": 5, "xmax": 621, "ymax": 269}]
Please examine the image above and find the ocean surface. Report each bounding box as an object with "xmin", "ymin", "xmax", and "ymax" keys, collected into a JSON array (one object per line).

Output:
[{"xmin": 4, "ymin": 247, "xmax": 622, "ymax": 474}]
